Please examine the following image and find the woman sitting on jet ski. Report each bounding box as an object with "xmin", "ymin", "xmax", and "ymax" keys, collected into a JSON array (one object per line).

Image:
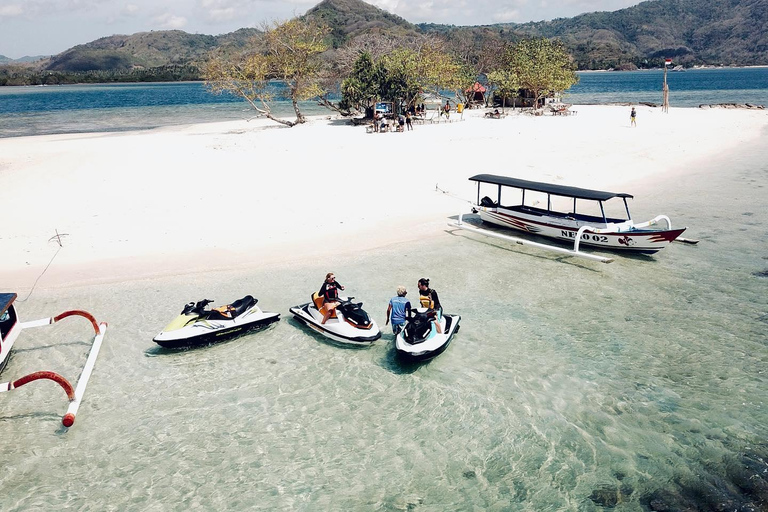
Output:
[
  {"xmin": 417, "ymin": 278, "xmax": 442, "ymax": 334},
  {"xmin": 319, "ymin": 272, "xmax": 345, "ymax": 324}
]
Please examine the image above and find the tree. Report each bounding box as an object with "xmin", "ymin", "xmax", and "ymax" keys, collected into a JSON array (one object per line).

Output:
[
  {"xmin": 204, "ymin": 19, "xmax": 329, "ymax": 127},
  {"xmin": 502, "ymin": 38, "xmax": 579, "ymax": 110},
  {"xmin": 339, "ymin": 52, "xmax": 382, "ymax": 117},
  {"xmin": 485, "ymin": 66, "xmax": 520, "ymax": 112}
]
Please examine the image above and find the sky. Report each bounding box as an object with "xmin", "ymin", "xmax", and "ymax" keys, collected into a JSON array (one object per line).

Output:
[{"xmin": 0, "ymin": 0, "xmax": 644, "ymax": 59}]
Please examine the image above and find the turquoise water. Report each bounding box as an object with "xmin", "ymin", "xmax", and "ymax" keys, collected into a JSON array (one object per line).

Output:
[
  {"xmin": 1, "ymin": 67, "xmax": 766, "ymax": 138},
  {"xmin": 1, "ymin": 129, "xmax": 766, "ymax": 509}
]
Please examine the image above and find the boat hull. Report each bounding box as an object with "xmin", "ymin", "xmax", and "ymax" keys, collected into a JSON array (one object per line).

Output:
[
  {"xmin": 0, "ymin": 302, "xmax": 20, "ymax": 376},
  {"xmin": 153, "ymin": 310, "xmax": 280, "ymax": 349},
  {"xmin": 395, "ymin": 314, "xmax": 461, "ymax": 362},
  {"xmin": 478, "ymin": 207, "xmax": 685, "ymax": 254}
]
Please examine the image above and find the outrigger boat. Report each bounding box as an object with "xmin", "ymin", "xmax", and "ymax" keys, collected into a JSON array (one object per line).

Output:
[
  {"xmin": 0, "ymin": 292, "xmax": 108, "ymax": 427},
  {"xmin": 451, "ymin": 174, "xmax": 695, "ymax": 263}
]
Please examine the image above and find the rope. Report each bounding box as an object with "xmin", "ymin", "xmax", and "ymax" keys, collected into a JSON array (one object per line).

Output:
[
  {"xmin": 434, "ymin": 183, "xmax": 474, "ymax": 205},
  {"xmin": 17, "ymin": 232, "xmax": 65, "ymax": 303}
]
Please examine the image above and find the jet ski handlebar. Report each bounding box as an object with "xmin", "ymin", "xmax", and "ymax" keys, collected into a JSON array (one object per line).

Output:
[{"xmin": 182, "ymin": 299, "xmax": 214, "ymax": 315}]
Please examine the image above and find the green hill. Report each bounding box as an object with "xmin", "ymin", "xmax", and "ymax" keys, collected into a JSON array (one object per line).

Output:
[
  {"xmin": 1, "ymin": 0, "xmax": 765, "ymax": 83},
  {"xmin": 422, "ymin": 0, "xmax": 768, "ymax": 68}
]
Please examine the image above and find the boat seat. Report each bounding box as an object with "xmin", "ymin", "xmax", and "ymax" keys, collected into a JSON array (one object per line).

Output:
[
  {"xmin": 312, "ymin": 292, "xmax": 337, "ymax": 319},
  {"xmin": 207, "ymin": 295, "xmax": 256, "ymax": 320}
]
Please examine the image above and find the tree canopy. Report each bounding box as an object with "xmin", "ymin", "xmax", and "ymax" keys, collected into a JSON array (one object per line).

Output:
[
  {"xmin": 489, "ymin": 38, "xmax": 579, "ymax": 109},
  {"xmin": 204, "ymin": 19, "xmax": 329, "ymax": 127}
]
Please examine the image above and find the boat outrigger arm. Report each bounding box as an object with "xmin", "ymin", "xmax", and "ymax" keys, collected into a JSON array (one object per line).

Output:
[
  {"xmin": 450, "ymin": 213, "xmax": 616, "ymax": 263},
  {"xmin": 0, "ymin": 309, "xmax": 108, "ymax": 427}
]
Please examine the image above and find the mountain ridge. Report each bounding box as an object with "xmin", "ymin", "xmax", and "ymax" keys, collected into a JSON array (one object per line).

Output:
[{"xmin": 1, "ymin": 0, "xmax": 765, "ymax": 81}]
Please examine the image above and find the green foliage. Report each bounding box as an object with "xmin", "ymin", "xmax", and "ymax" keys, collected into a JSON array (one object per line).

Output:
[
  {"xmin": 340, "ymin": 52, "xmax": 381, "ymax": 111},
  {"xmin": 0, "ymin": 65, "xmax": 201, "ymax": 86},
  {"xmin": 489, "ymin": 38, "xmax": 578, "ymax": 108},
  {"xmin": 204, "ymin": 18, "xmax": 330, "ymax": 126},
  {"xmin": 338, "ymin": 38, "xmax": 467, "ymax": 114}
]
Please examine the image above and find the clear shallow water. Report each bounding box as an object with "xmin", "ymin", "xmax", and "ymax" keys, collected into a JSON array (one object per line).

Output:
[
  {"xmin": 1, "ymin": 67, "xmax": 766, "ymax": 138},
  {"xmin": 1, "ymin": 132, "xmax": 766, "ymax": 509}
]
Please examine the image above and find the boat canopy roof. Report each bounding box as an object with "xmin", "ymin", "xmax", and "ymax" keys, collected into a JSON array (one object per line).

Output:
[
  {"xmin": 469, "ymin": 174, "xmax": 633, "ymax": 202},
  {"xmin": 1, "ymin": 293, "xmax": 17, "ymax": 316}
]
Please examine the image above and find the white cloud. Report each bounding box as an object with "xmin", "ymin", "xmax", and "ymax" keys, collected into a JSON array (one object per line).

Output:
[
  {"xmin": 0, "ymin": 4, "xmax": 24, "ymax": 17},
  {"xmin": 492, "ymin": 9, "xmax": 521, "ymax": 22},
  {"xmin": 122, "ymin": 3, "xmax": 140, "ymax": 15},
  {"xmin": 153, "ymin": 12, "xmax": 188, "ymax": 29}
]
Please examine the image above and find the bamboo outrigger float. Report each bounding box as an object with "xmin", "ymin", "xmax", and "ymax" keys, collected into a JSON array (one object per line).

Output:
[
  {"xmin": 449, "ymin": 174, "xmax": 696, "ymax": 263},
  {"xmin": 0, "ymin": 292, "xmax": 108, "ymax": 427}
]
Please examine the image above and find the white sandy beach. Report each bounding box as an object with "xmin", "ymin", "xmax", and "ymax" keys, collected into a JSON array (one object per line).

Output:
[{"xmin": 1, "ymin": 104, "xmax": 767, "ymax": 290}]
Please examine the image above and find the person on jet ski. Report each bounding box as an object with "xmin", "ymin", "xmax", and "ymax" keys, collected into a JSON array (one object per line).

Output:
[
  {"xmin": 385, "ymin": 285, "xmax": 411, "ymax": 335},
  {"xmin": 417, "ymin": 278, "xmax": 442, "ymax": 334},
  {"xmin": 319, "ymin": 272, "xmax": 345, "ymax": 324}
]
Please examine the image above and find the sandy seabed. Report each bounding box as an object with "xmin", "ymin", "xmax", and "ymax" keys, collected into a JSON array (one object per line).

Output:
[{"xmin": 1, "ymin": 104, "xmax": 766, "ymax": 291}]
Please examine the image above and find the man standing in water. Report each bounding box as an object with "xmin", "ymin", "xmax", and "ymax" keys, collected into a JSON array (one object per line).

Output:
[{"xmin": 385, "ymin": 286, "xmax": 411, "ymax": 335}]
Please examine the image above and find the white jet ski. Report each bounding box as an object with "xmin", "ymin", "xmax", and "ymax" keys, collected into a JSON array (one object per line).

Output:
[
  {"xmin": 289, "ymin": 293, "xmax": 381, "ymax": 345},
  {"xmin": 395, "ymin": 308, "xmax": 460, "ymax": 361},
  {"xmin": 153, "ymin": 295, "xmax": 279, "ymax": 349}
]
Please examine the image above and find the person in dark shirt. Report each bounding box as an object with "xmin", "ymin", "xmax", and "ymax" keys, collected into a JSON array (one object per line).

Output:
[
  {"xmin": 417, "ymin": 277, "xmax": 442, "ymax": 333},
  {"xmin": 319, "ymin": 272, "xmax": 345, "ymax": 324}
]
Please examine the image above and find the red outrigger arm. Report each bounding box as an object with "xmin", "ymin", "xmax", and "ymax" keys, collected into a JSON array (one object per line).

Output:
[
  {"xmin": 1, "ymin": 371, "xmax": 75, "ymax": 399},
  {"xmin": 3, "ymin": 310, "xmax": 108, "ymax": 427}
]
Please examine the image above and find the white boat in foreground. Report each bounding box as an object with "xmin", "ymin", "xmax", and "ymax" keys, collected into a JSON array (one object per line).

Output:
[
  {"xmin": 450, "ymin": 174, "xmax": 695, "ymax": 263},
  {"xmin": 1, "ymin": 292, "xmax": 108, "ymax": 427}
]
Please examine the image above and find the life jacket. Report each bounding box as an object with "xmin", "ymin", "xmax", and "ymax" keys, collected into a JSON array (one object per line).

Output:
[
  {"xmin": 419, "ymin": 293, "xmax": 434, "ymax": 309},
  {"xmin": 323, "ymin": 283, "xmax": 340, "ymax": 301}
]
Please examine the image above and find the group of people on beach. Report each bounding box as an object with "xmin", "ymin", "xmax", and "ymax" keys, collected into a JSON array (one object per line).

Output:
[
  {"xmin": 318, "ymin": 273, "xmax": 441, "ymax": 334},
  {"xmin": 372, "ymin": 111, "xmax": 414, "ymax": 133}
]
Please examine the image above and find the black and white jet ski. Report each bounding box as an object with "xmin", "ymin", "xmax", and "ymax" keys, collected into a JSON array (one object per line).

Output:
[
  {"xmin": 289, "ymin": 292, "xmax": 381, "ymax": 345},
  {"xmin": 153, "ymin": 295, "xmax": 280, "ymax": 349},
  {"xmin": 395, "ymin": 308, "xmax": 460, "ymax": 361}
]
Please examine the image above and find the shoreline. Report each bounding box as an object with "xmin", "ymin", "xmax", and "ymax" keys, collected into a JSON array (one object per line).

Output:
[{"xmin": 1, "ymin": 105, "xmax": 767, "ymax": 292}]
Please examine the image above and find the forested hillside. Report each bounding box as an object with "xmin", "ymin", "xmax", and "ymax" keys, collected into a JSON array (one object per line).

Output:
[{"xmin": 1, "ymin": 0, "xmax": 765, "ymax": 85}]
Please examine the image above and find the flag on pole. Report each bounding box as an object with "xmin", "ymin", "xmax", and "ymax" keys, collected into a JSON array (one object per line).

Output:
[{"xmin": 665, "ymin": 58, "xmax": 673, "ymax": 66}]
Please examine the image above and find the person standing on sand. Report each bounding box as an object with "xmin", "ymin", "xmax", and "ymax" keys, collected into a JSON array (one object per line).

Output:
[
  {"xmin": 630, "ymin": 107, "xmax": 637, "ymax": 127},
  {"xmin": 405, "ymin": 111, "xmax": 413, "ymax": 131}
]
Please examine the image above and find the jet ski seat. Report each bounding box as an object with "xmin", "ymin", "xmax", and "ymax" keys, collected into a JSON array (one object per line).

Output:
[
  {"xmin": 207, "ymin": 295, "xmax": 257, "ymax": 320},
  {"xmin": 312, "ymin": 292, "xmax": 337, "ymax": 319}
]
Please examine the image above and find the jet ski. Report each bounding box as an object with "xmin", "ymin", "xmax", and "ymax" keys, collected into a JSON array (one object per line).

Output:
[
  {"xmin": 289, "ymin": 293, "xmax": 381, "ymax": 345},
  {"xmin": 153, "ymin": 295, "xmax": 280, "ymax": 349},
  {"xmin": 395, "ymin": 308, "xmax": 460, "ymax": 361}
]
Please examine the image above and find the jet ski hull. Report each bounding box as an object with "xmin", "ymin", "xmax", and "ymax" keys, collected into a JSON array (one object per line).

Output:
[
  {"xmin": 290, "ymin": 303, "xmax": 381, "ymax": 345},
  {"xmin": 395, "ymin": 313, "xmax": 461, "ymax": 361},
  {"xmin": 153, "ymin": 308, "xmax": 280, "ymax": 349}
]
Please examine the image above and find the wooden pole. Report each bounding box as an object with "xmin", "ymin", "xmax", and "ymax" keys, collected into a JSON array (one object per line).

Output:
[{"xmin": 663, "ymin": 63, "xmax": 670, "ymax": 113}]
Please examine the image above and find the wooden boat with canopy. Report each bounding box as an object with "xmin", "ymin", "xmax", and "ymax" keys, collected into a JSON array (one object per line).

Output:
[{"xmin": 450, "ymin": 174, "xmax": 694, "ymax": 263}]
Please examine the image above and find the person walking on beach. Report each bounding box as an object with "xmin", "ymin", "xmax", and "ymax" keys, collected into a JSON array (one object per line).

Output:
[
  {"xmin": 405, "ymin": 111, "xmax": 413, "ymax": 131},
  {"xmin": 319, "ymin": 272, "xmax": 345, "ymax": 324},
  {"xmin": 630, "ymin": 107, "xmax": 637, "ymax": 127},
  {"xmin": 443, "ymin": 100, "xmax": 451, "ymax": 119},
  {"xmin": 385, "ymin": 286, "xmax": 411, "ymax": 335}
]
